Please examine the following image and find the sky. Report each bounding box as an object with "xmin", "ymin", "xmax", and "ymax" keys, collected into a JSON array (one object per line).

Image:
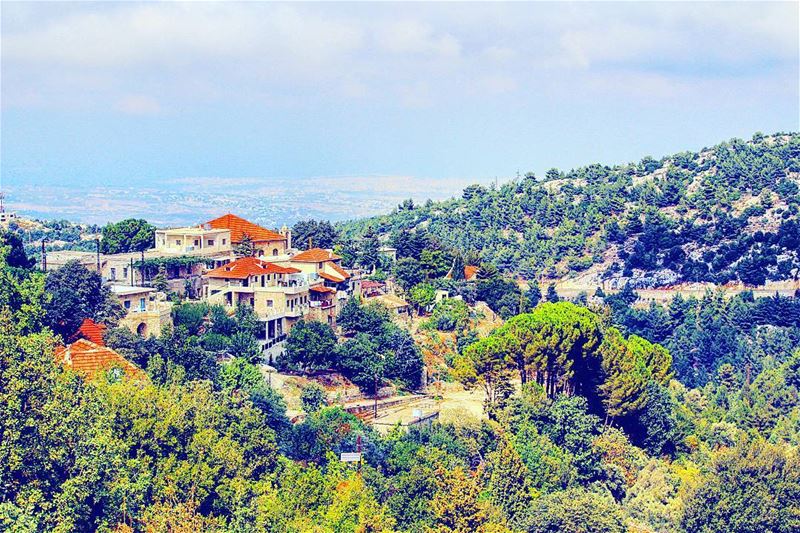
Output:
[{"xmin": 1, "ymin": 1, "xmax": 799, "ymax": 196}]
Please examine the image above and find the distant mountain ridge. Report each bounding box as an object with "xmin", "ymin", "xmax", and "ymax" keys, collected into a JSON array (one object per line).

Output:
[{"xmin": 339, "ymin": 132, "xmax": 800, "ymax": 289}]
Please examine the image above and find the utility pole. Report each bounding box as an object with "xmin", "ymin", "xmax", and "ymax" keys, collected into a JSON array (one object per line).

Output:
[
  {"xmin": 41, "ymin": 239, "xmax": 47, "ymax": 271},
  {"xmin": 130, "ymin": 257, "xmax": 135, "ymax": 285},
  {"xmin": 95, "ymin": 238, "xmax": 102, "ymax": 288},
  {"xmin": 373, "ymin": 373, "xmax": 378, "ymax": 420},
  {"xmin": 140, "ymin": 249, "xmax": 145, "ymax": 285}
]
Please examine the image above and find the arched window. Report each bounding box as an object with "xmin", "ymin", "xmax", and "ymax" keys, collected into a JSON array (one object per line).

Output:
[
  {"xmin": 272, "ymin": 248, "xmax": 279, "ymax": 256},
  {"xmin": 136, "ymin": 322, "xmax": 148, "ymax": 337}
]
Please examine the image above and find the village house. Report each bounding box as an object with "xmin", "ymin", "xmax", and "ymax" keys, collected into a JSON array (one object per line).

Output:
[
  {"xmin": 284, "ymin": 247, "xmax": 351, "ymax": 290},
  {"xmin": 154, "ymin": 225, "xmax": 233, "ymax": 258},
  {"xmin": 69, "ymin": 318, "xmax": 107, "ymax": 346},
  {"xmin": 110, "ymin": 284, "xmax": 173, "ymax": 338},
  {"xmin": 55, "ymin": 338, "xmax": 147, "ymax": 381},
  {"xmin": 358, "ymin": 279, "xmax": 386, "ymax": 298},
  {"xmin": 370, "ymin": 293, "xmax": 411, "ymax": 318},
  {"xmin": 202, "ymin": 256, "xmax": 311, "ymax": 361},
  {"xmin": 206, "ymin": 214, "xmax": 291, "ymax": 259}
]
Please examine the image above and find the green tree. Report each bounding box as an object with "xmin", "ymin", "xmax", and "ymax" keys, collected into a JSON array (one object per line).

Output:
[
  {"xmin": 487, "ymin": 436, "xmax": 534, "ymax": 527},
  {"xmin": 0, "ymin": 229, "xmax": 35, "ymax": 269},
  {"xmin": 152, "ymin": 264, "xmax": 169, "ymax": 292},
  {"xmin": 358, "ymin": 228, "xmax": 380, "ymax": 271},
  {"xmin": 300, "ymin": 383, "xmax": 327, "ymax": 413},
  {"xmin": 393, "ymin": 257, "xmax": 425, "ymax": 290},
  {"xmin": 100, "ymin": 218, "xmax": 155, "ymax": 254},
  {"xmin": 681, "ymin": 438, "xmax": 800, "ymax": 533},
  {"xmin": 285, "ymin": 319, "xmax": 337, "ymax": 371},
  {"xmin": 519, "ymin": 488, "xmax": 627, "ymax": 533},
  {"xmin": 291, "ymin": 219, "xmax": 338, "ymax": 250},
  {"xmin": 43, "ymin": 260, "xmax": 125, "ymax": 338},
  {"xmin": 546, "ymin": 284, "xmax": 560, "ymax": 303},
  {"xmin": 457, "ymin": 335, "xmax": 514, "ymax": 419},
  {"xmin": 234, "ymin": 233, "xmax": 255, "ymax": 257},
  {"xmin": 337, "ymin": 297, "xmax": 388, "ymax": 337},
  {"xmin": 408, "ymin": 282, "xmax": 436, "ymax": 315},
  {"xmin": 172, "ymin": 301, "xmax": 209, "ymax": 336}
]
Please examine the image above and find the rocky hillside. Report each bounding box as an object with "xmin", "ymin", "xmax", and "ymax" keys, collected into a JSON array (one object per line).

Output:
[{"xmin": 339, "ymin": 132, "xmax": 800, "ymax": 289}]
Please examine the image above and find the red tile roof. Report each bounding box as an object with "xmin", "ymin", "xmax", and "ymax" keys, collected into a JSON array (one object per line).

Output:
[
  {"xmin": 206, "ymin": 214, "xmax": 285, "ymax": 244},
  {"xmin": 55, "ymin": 339, "xmax": 147, "ymax": 381},
  {"xmin": 310, "ymin": 285, "xmax": 335, "ymax": 293},
  {"xmin": 291, "ymin": 248, "xmax": 342, "ymax": 262},
  {"xmin": 319, "ymin": 272, "xmax": 346, "ymax": 283},
  {"xmin": 360, "ymin": 280, "xmax": 384, "ymax": 289},
  {"xmin": 446, "ymin": 265, "xmax": 480, "ymax": 281},
  {"xmin": 205, "ymin": 256, "xmax": 300, "ymax": 279},
  {"xmin": 328, "ymin": 262, "xmax": 351, "ymax": 280},
  {"xmin": 68, "ymin": 318, "xmax": 107, "ymax": 346}
]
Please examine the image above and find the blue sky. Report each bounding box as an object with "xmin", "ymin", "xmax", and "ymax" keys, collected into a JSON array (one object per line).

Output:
[{"xmin": 2, "ymin": 2, "xmax": 798, "ymax": 192}]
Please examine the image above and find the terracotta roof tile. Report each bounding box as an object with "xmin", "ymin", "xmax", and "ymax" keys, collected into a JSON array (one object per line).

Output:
[
  {"xmin": 291, "ymin": 248, "xmax": 342, "ymax": 262},
  {"xmin": 310, "ymin": 285, "xmax": 336, "ymax": 293},
  {"xmin": 206, "ymin": 214, "xmax": 285, "ymax": 244},
  {"xmin": 205, "ymin": 257, "xmax": 300, "ymax": 279},
  {"xmin": 68, "ymin": 318, "xmax": 107, "ymax": 346},
  {"xmin": 319, "ymin": 272, "xmax": 346, "ymax": 283},
  {"xmin": 328, "ymin": 262, "xmax": 351, "ymax": 280},
  {"xmin": 55, "ymin": 339, "xmax": 147, "ymax": 381},
  {"xmin": 464, "ymin": 265, "xmax": 479, "ymax": 281}
]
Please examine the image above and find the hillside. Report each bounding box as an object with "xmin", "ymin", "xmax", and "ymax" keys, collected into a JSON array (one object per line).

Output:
[{"xmin": 339, "ymin": 132, "xmax": 800, "ymax": 289}]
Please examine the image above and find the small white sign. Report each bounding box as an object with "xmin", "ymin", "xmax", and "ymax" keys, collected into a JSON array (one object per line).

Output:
[
  {"xmin": 340, "ymin": 452, "xmax": 362, "ymax": 462},
  {"xmin": 412, "ymin": 408, "xmax": 423, "ymax": 418}
]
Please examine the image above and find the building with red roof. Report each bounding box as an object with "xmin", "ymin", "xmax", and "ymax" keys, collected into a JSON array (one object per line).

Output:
[
  {"xmin": 68, "ymin": 318, "xmax": 107, "ymax": 346},
  {"xmin": 55, "ymin": 339, "xmax": 147, "ymax": 381},
  {"xmin": 206, "ymin": 214, "xmax": 290, "ymax": 258},
  {"xmin": 202, "ymin": 256, "xmax": 311, "ymax": 363},
  {"xmin": 286, "ymin": 247, "xmax": 351, "ymax": 286}
]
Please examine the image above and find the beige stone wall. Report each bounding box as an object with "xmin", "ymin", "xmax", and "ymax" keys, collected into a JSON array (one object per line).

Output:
[
  {"xmin": 254, "ymin": 239, "xmax": 288, "ymax": 258},
  {"xmin": 119, "ymin": 302, "xmax": 172, "ymax": 338}
]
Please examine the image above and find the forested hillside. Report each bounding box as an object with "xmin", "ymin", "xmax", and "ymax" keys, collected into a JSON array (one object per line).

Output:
[{"xmin": 340, "ymin": 132, "xmax": 800, "ymax": 288}]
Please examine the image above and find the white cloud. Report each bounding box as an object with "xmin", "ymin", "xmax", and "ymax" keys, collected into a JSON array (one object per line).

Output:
[{"xmin": 1, "ymin": 2, "xmax": 796, "ymax": 112}]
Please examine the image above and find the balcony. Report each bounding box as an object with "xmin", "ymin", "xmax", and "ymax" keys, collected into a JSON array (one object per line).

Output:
[{"xmin": 284, "ymin": 304, "xmax": 310, "ymax": 318}]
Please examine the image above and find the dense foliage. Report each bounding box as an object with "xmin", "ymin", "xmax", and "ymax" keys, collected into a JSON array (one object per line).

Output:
[
  {"xmin": 100, "ymin": 218, "xmax": 156, "ymax": 254},
  {"xmin": 340, "ymin": 133, "xmax": 800, "ymax": 287},
  {"xmin": 3, "ymin": 132, "xmax": 800, "ymax": 532}
]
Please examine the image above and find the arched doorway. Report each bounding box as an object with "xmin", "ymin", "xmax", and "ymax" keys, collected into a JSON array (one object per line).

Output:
[{"xmin": 136, "ymin": 322, "xmax": 148, "ymax": 337}]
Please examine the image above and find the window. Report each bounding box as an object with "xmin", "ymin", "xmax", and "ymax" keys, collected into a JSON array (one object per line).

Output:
[
  {"xmin": 139, "ymin": 298, "xmax": 146, "ymax": 311},
  {"xmin": 208, "ymin": 239, "xmax": 214, "ymax": 246},
  {"xmin": 318, "ymin": 262, "xmax": 323, "ymax": 268},
  {"xmin": 222, "ymin": 238, "xmax": 226, "ymax": 245},
  {"xmin": 124, "ymin": 300, "xmax": 131, "ymax": 309},
  {"xmin": 267, "ymin": 299, "xmax": 273, "ymax": 307},
  {"xmin": 272, "ymin": 248, "xmax": 279, "ymax": 256},
  {"xmin": 194, "ymin": 239, "xmax": 199, "ymax": 247},
  {"xmin": 123, "ymin": 267, "xmax": 128, "ymax": 279},
  {"xmin": 176, "ymin": 239, "xmax": 182, "ymax": 245}
]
